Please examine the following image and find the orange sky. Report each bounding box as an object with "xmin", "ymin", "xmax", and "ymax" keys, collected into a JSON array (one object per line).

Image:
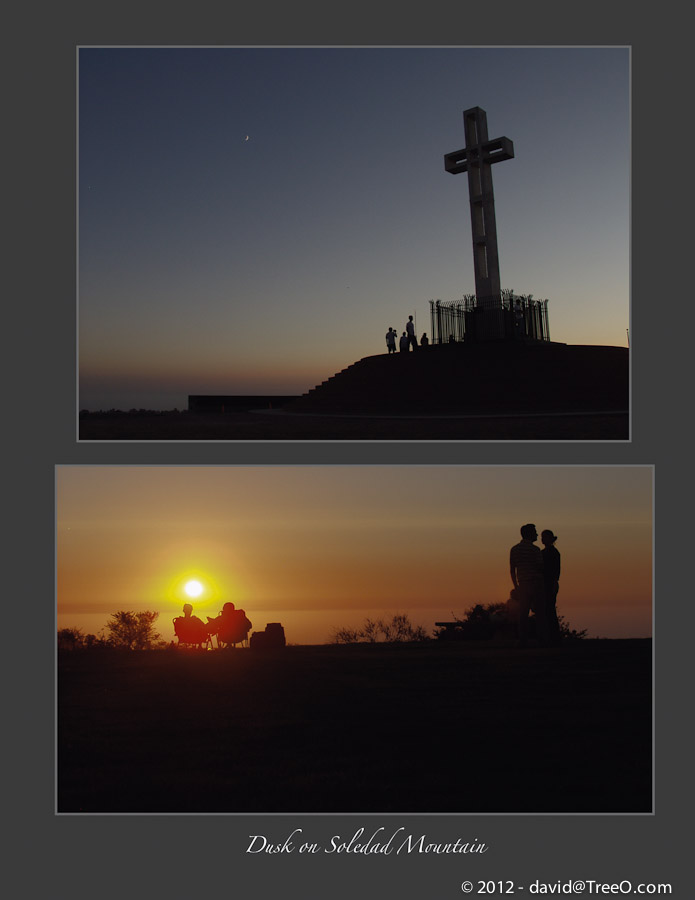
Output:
[{"xmin": 56, "ymin": 466, "xmax": 653, "ymax": 644}]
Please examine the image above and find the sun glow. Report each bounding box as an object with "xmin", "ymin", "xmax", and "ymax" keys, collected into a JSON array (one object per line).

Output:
[
  {"xmin": 184, "ymin": 579, "xmax": 203, "ymax": 598},
  {"xmin": 162, "ymin": 569, "xmax": 229, "ymax": 618}
]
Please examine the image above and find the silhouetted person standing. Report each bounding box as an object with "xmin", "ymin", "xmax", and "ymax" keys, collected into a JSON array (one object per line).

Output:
[
  {"xmin": 510, "ymin": 523, "xmax": 547, "ymax": 646},
  {"xmin": 406, "ymin": 315, "xmax": 418, "ymax": 350},
  {"xmin": 385, "ymin": 327, "xmax": 397, "ymax": 354},
  {"xmin": 399, "ymin": 331, "xmax": 408, "ymax": 352},
  {"xmin": 541, "ymin": 529, "xmax": 561, "ymax": 644}
]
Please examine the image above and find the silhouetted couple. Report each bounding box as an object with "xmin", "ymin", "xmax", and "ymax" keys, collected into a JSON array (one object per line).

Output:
[
  {"xmin": 509, "ymin": 523, "xmax": 561, "ymax": 647},
  {"xmin": 173, "ymin": 601, "xmax": 252, "ymax": 649}
]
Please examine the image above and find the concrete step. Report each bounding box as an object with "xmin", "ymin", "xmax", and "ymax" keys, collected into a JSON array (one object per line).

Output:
[{"xmin": 285, "ymin": 343, "xmax": 628, "ymax": 416}]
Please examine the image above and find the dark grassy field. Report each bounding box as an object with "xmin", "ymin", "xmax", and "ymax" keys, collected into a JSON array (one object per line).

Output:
[
  {"xmin": 58, "ymin": 639, "xmax": 651, "ymax": 814},
  {"xmin": 78, "ymin": 409, "xmax": 628, "ymax": 441}
]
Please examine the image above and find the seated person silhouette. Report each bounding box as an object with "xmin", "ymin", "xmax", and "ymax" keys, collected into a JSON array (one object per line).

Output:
[
  {"xmin": 173, "ymin": 603, "xmax": 210, "ymax": 647},
  {"xmin": 207, "ymin": 602, "xmax": 252, "ymax": 647}
]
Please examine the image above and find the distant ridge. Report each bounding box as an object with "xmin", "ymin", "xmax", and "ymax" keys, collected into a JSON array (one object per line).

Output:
[{"xmin": 283, "ymin": 342, "xmax": 628, "ymax": 416}]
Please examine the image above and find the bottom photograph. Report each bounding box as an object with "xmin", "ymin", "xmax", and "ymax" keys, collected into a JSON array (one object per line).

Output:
[{"xmin": 56, "ymin": 465, "xmax": 653, "ymax": 814}]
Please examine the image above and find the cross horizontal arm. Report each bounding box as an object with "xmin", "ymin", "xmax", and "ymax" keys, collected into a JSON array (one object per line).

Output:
[{"xmin": 444, "ymin": 137, "xmax": 514, "ymax": 175}]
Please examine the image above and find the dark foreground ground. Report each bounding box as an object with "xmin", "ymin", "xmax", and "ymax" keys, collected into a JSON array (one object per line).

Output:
[
  {"xmin": 58, "ymin": 639, "xmax": 651, "ymax": 813},
  {"xmin": 79, "ymin": 409, "xmax": 628, "ymax": 441},
  {"xmin": 79, "ymin": 343, "xmax": 629, "ymax": 440}
]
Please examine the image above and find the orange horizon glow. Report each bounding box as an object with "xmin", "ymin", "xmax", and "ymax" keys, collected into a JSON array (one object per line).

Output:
[{"xmin": 57, "ymin": 466, "xmax": 653, "ymax": 644}]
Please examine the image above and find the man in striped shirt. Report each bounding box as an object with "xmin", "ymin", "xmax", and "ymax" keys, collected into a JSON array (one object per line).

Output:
[{"xmin": 510, "ymin": 523, "xmax": 547, "ymax": 646}]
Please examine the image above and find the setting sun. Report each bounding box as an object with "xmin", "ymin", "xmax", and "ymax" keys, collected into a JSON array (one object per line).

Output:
[{"xmin": 56, "ymin": 466, "xmax": 653, "ymax": 645}]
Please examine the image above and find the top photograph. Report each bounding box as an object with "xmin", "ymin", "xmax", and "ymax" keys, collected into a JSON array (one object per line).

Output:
[{"xmin": 77, "ymin": 46, "xmax": 629, "ymax": 442}]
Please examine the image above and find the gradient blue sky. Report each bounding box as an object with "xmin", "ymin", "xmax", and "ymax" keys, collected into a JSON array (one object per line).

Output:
[{"xmin": 79, "ymin": 47, "xmax": 629, "ymax": 410}]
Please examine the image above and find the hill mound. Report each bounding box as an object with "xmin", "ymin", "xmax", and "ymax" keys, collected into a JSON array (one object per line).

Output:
[{"xmin": 285, "ymin": 342, "xmax": 628, "ymax": 416}]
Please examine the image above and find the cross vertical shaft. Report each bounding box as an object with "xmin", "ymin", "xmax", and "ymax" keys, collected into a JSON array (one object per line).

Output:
[{"xmin": 444, "ymin": 107, "xmax": 514, "ymax": 339}]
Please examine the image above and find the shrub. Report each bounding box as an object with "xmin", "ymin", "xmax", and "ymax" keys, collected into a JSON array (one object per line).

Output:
[
  {"xmin": 557, "ymin": 615, "xmax": 588, "ymax": 642},
  {"xmin": 105, "ymin": 610, "xmax": 161, "ymax": 650},
  {"xmin": 435, "ymin": 602, "xmax": 586, "ymax": 642},
  {"xmin": 58, "ymin": 628, "xmax": 112, "ymax": 651},
  {"xmin": 57, "ymin": 627, "xmax": 85, "ymax": 651},
  {"xmin": 434, "ymin": 603, "xmax": 509, "ymax": 641},
  {"xmin": 331, "ymin": 614, "xmax": 428, "ymax": 644}
]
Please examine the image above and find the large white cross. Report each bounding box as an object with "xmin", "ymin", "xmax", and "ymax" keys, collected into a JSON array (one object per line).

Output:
[{"xmin": 444, "ymin": 107, "xmax": 514, "ymax": 336}]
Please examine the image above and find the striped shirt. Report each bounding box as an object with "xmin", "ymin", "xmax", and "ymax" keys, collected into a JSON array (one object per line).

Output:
[{"xmin": 510, "ymin": 539, "xmax": 543, "ymax": 584}]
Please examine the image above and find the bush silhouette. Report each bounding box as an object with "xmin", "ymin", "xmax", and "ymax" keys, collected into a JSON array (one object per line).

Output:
[
  {"xmin": 435, "ymin": 602, "xmax": 587, "ymax": 642},
  {"xmin": 105, "ymin": 610, "xmax": 161, "ymax": 650},
  {"xmin": 332, "ymin": 614, "xmax": 428, "ymax": 644},
  {"xmin": 433, "ymin": 603, "xmax": 508, "ymax": 641},
  {"xmin": 57, "ymin": 627, "xmax": 86, "ymax": 651}
]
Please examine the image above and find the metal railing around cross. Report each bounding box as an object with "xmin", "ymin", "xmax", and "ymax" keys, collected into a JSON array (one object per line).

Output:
[{"xmin": 429, "ymin": 293, "xmax": 550, "ymax": 345}]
